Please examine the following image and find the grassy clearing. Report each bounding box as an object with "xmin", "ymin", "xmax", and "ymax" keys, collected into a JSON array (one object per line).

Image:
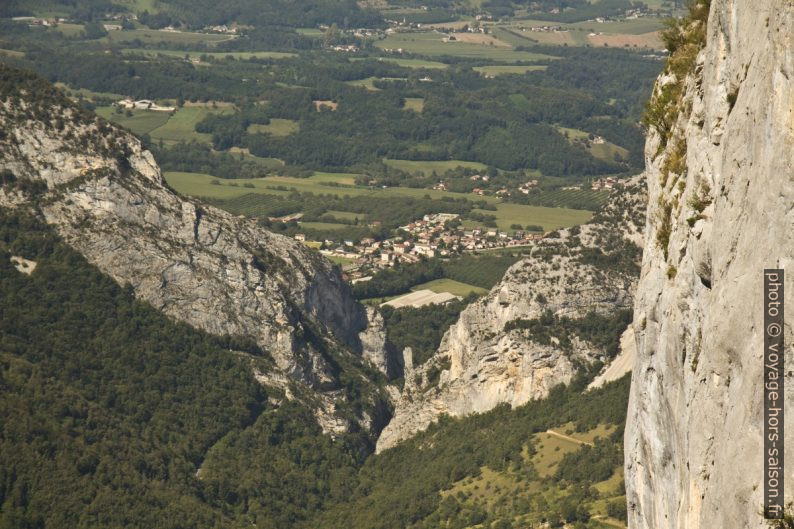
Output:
[
  {"xmin": 247, "ymin": 118, "xmax": 299, "ymax": 136},
  {"xmin": 590, "ymin": 141, "xmax": 630, "ymax": 161},
  {"xmin": 122, "ymin": 48, "xmax": 296, "ymax": 60},
  {"xmin": 296, "ymin": 28, "xmax": 325, "ymax": 37},
  {"xmin": 530, "ymin": 431, "xmax": 589, "ymax": 477},
  {"xmin": 372, "ymin": 57, "xmax": 449, "ymax": 69},
  {"xmin": 61, "ymin": 85, "xmax": 127, "ymax": 101},
  {"xmin": 557, "ymin": 126, "xmax": 630, "ymax": 162},
  {"xmin": 150, "ymin": 106, "xmax": 233, "ymax": 145},
  {"xmin": 346, "ymin": 77, "xmax": 407, "ymax": 90},
  {"xmin": 413, "ymin": 278, "xmax": 488, "ymax": 297},
  {"xmin": 473, "ymin": 64, "xmax": 547, "ymax": 76},
  {"xmin": 94, "ymin": 106, "xmax": 172, "ymax": 136},
  {"xmin": 346, "ymin": 77, "xmax": 382, "ymax": 91},
  {"xmin": 309, "ymin": 172, "xmax": 360, "ymax": 186},
  {"xmin": 375, "ymin": 32, "xmax": 558, "ymax": 62},
  {"xmin": 556, "ymin": 125, "xmax": 590, "ymax": 140},
  {"xmin": 96, "ymin": 105, "xmax": 232, "ymax": 144},
  {"xmin": 449, "ymin": 32, "xmax": 511, "ymax": 47},
  {"xmin": 327, "ymin": 255, "xmax": 358, "ymax": 266},
  {"xmin": 594, "ymin": 467, "xmax": 625, "ymax": 496},
  {"xmin": 325, "ymin": 210, "xmax": 364, "ymax": 221},
  {"xmin": 227, "ymin": 148, "xmax": 285, "ymax": 169},
  {"xmin": 402, "ymin": 97, "xmax": 425, "ymax": 112},
  {"xmin": 490, "ymin": 27, "xmax": 540, "ymax": 47},
  {"xmin": 384, "ymin": 158, "xmax": 487, "ymax": 175},
  {"xmin": 55, "ymin": 23, "xmax": 85, "ymax": 37}
]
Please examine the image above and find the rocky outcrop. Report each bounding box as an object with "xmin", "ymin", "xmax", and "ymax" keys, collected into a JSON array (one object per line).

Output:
[
  {"xmin": 377, "ymin": 179, "xmax": 646, "ymax": 452},
  {"xmin": 625, "ymin": 1, "xmax": 794, "ymax": 527},
  {"xmin": 0, "ymin": 66, "xmax": 393, "ymax": 434}
]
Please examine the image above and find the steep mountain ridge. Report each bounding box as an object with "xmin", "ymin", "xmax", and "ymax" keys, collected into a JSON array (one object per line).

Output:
[
  {"xmin": 626, "ymin": 1, "xmax": 794, "ymax": 527},
  {"xmin": 377, "ymin": 177, "xmax": 646, "ymax": 452},
  {"xmin": 0, "ymin": 65, "xmax": 394, "ymax": 435}
]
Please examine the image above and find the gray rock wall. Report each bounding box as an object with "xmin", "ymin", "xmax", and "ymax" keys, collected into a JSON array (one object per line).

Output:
[{"xmin": 626, "ymin": 2, "xmax": 794, "ymax": 527}]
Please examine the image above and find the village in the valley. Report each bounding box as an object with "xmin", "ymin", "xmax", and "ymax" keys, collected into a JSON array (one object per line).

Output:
[{"xmin": 302, "ymin": 212, "xmax": 538, "ymax": 276}]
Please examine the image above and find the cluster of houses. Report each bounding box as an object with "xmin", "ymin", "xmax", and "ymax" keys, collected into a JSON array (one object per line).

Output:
[
  {"xmin": 303, "ymin": 212, "xmax": 544, "ymax": 277},
  {"xmin": 524, "ymin": 25, "xmax": 567, "ymax": 33},
  {"xmin": 11, "ymin": 16, "xmax": 63, "ymax": 27},
  {"xmin": 518, "ymin": 179, "xmax": 539, "ymax": 194},
  {"xmin": 117, "ymin": 99, "xmax": 175, "ymax": 112},
  {"xmin": 329, "ymin": 44, "xmax": 359, "ymax": 53},
  {"xmin": 203, "ymin": 25, "xmax": 238, "ymax": 34},
  {"xmin": 591, "ymin": 176, "xmax": 618, "ymax": 190}
]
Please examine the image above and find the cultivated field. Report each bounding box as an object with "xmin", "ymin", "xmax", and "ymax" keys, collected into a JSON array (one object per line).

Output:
[
  {"xmin": 449, "ymin": 32, "xmax": 511, "ymax": 47},
  {"xmin": 94, "ymin": 107, "xmax": 171, "ymax": 136},
  {"xmin": 375, "ymin": 31, "xmax": 558, "ymax": 62},
  {"xmin": 496, "ymin": 17, "xmax": 665, "ymax": 49},
  {"xmin": 151, "ymin": 106, "xmax": 233, "ymax": 144},
  {"xmin": 165, "ymin": 172, "xmax": 592, "ymax": 233},
  {"xmin": 96, "ymin": 105, "xmax": 234, "ymax": 144},
  {"xmin": 474, "ymin": 64, "xmax": 547, "ymax": 76},
  {"xmin": 472, "ymin": 203, "xmax": 591, "ymax": 232}
]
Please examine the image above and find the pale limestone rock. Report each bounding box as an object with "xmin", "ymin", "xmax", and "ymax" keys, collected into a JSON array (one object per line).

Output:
[{"xmin": 626, "ymin": 2, "xmax": 794, "ymax": 527}]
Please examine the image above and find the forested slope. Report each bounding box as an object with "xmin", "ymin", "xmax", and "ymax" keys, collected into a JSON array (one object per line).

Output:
[{"xmin": 0, "ymin": 212, "xmax": 629, "ymax": 528}]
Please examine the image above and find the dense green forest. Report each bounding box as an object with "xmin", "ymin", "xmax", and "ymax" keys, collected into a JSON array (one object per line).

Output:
[{"xmin": 0, "ymin": 208, "xmax": 629, "ymax": 528}]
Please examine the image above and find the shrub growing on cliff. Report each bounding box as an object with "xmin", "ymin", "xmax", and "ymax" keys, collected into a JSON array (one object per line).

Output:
[{"xmin": 645, "ymin": 0, "xmax": 711, "ymax": 148}]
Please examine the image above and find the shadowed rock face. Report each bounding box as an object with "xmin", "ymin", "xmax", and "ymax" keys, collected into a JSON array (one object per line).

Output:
[
  {"xmin": 0, "ymin": 66, "xmax": 394, "ymax": 435},
  {"xmin": 626, "ymin": 2, "xmax": 794, "ymax": 527},
  {"xmin": 376, "ymin": 178, "xmax": 646, "ymax": 453}
]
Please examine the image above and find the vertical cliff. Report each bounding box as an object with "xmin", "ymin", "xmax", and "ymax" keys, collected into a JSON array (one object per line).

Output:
[{"xmin": 626, "ymin": 1, "xmax": 794, "ymax": 527}]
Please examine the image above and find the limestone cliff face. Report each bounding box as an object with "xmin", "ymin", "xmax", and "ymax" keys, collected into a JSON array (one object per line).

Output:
[
  {"xmin": 376, "ymin": 179, "xmax": 646, "ymax": 452},
  {"xmin": 626, "ymin": 1, "xmax": 794, "ymax": 527},
  {"xmin": 0, "ymin": 66, "xmax": 393, "ymax": 435}
]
